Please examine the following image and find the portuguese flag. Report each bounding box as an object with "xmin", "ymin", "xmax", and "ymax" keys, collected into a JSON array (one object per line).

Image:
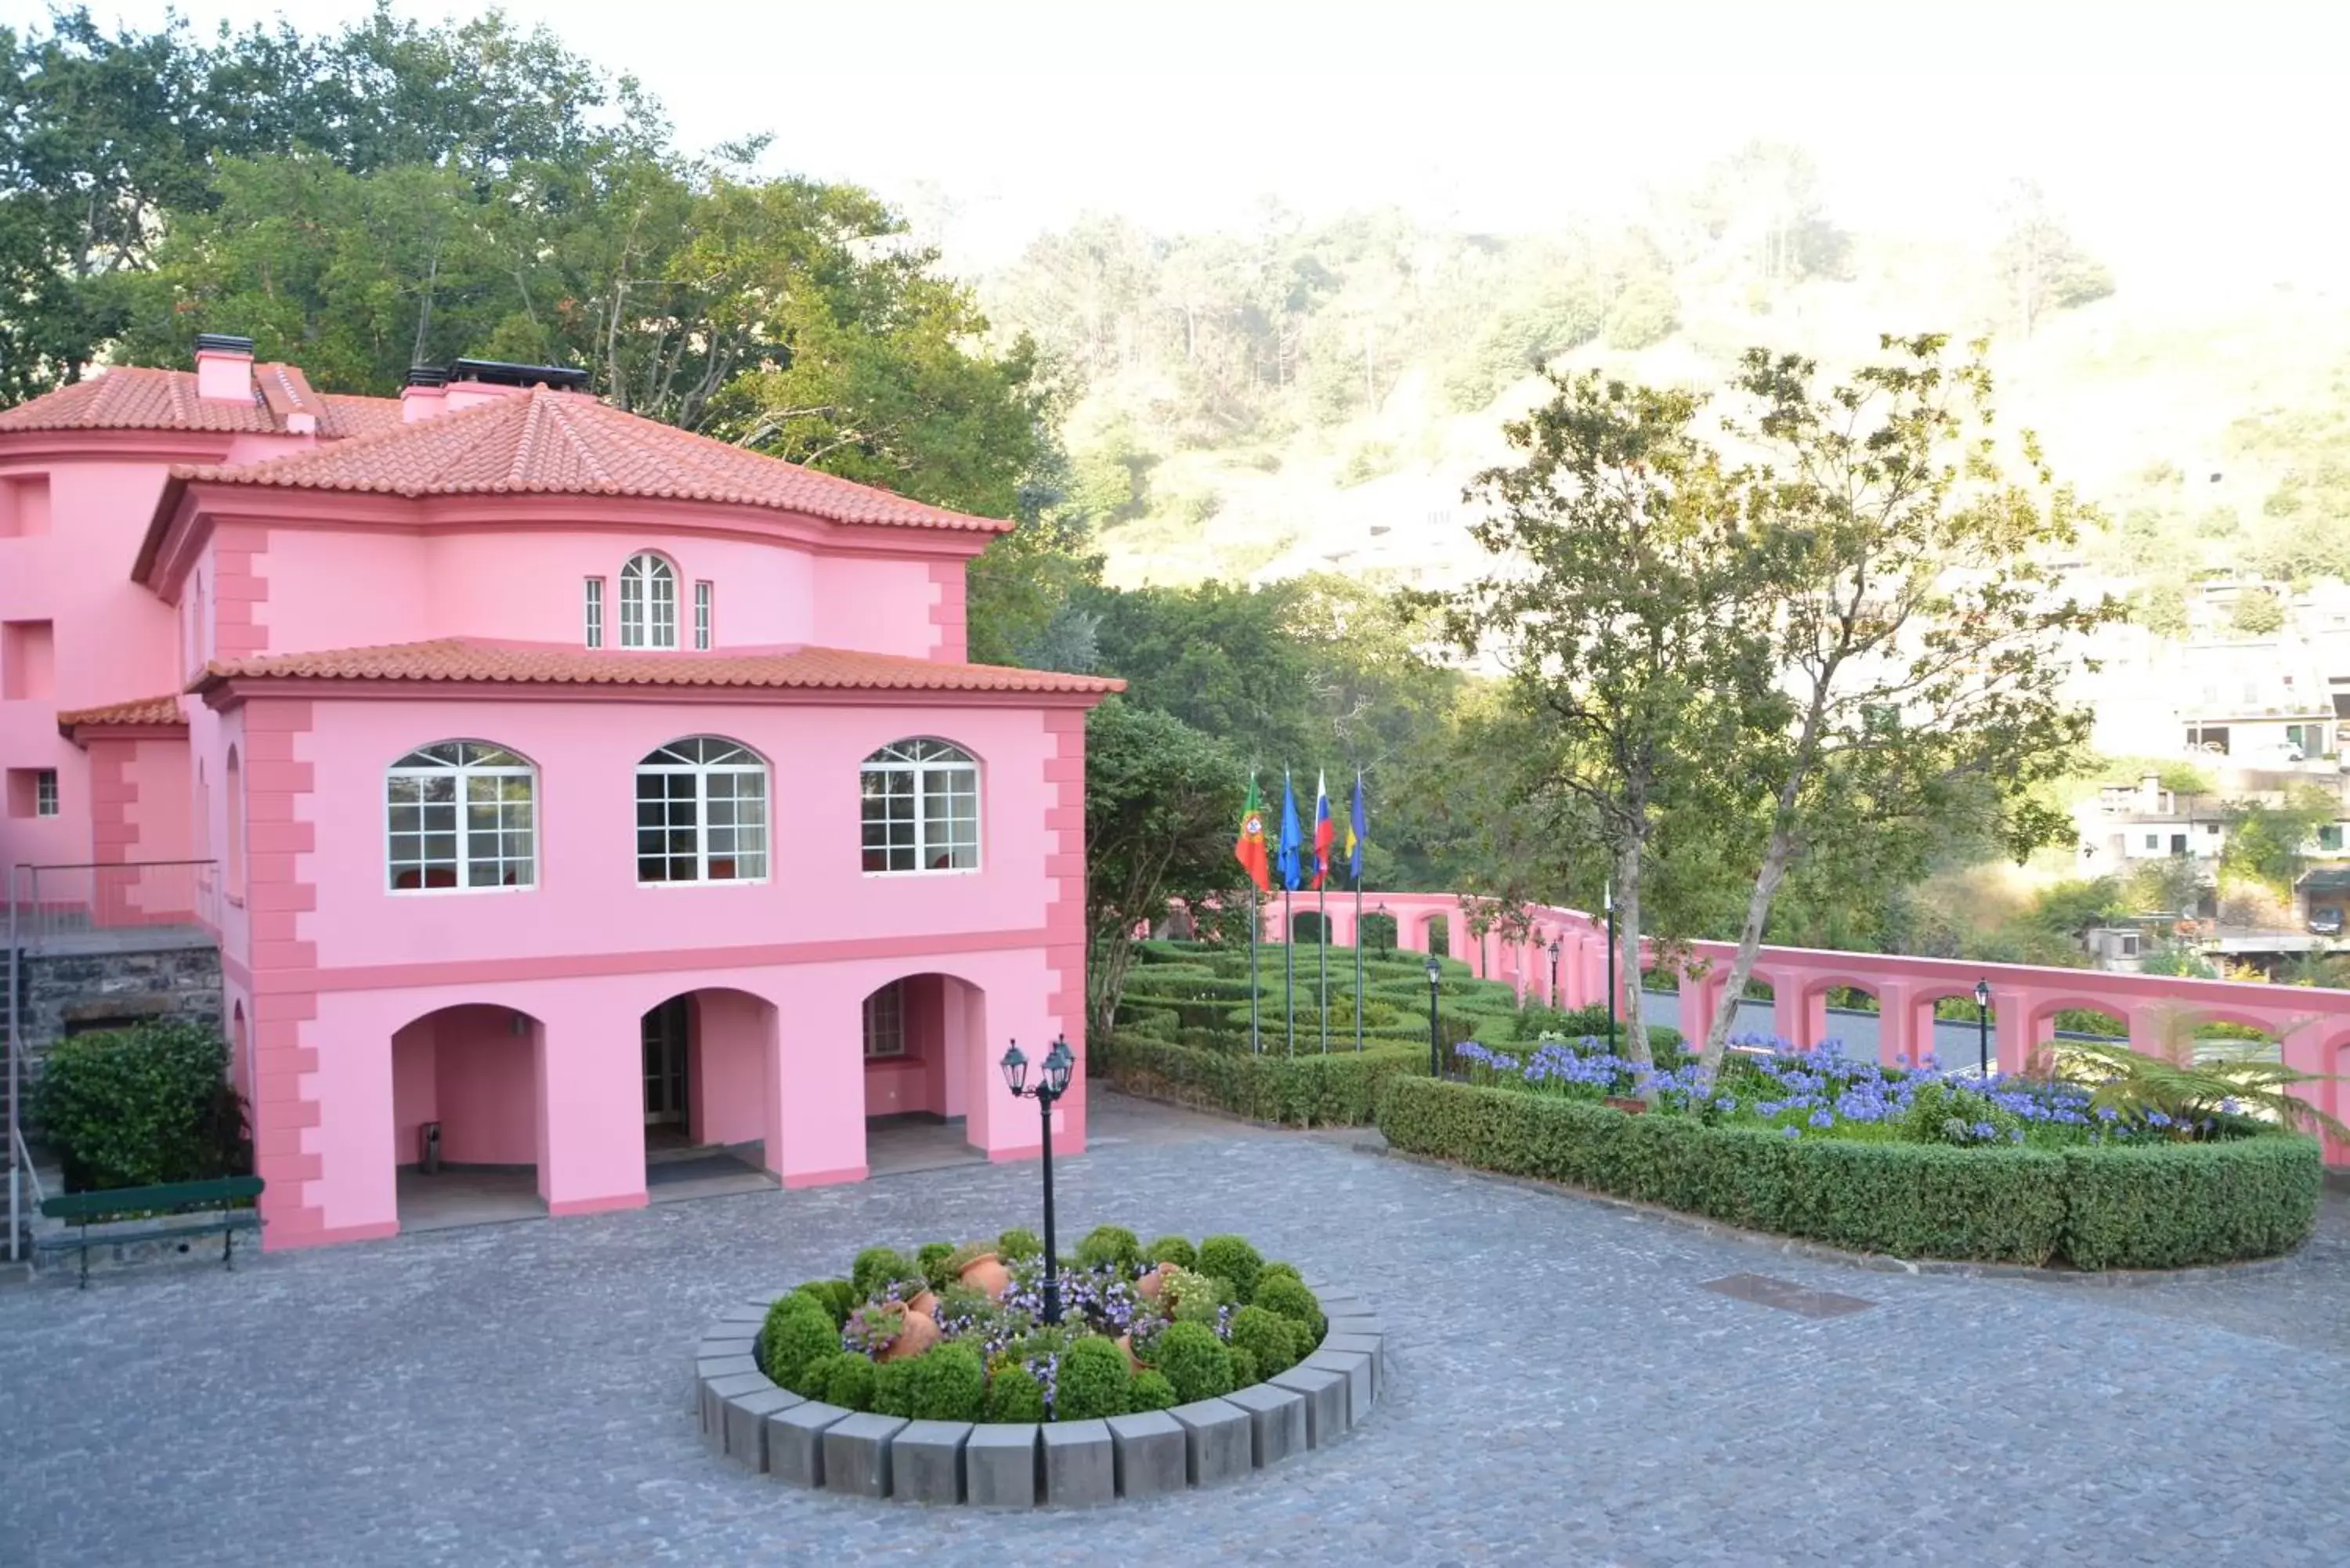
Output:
[{"xmin": 1234, "ymin": 774, "xmax": 1271, "ymax": 893}]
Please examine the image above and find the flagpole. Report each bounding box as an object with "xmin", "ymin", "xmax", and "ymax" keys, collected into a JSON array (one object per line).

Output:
[
  {"xmin": 1354, "ymin": 875, "xmax": 1365, "ymax": 1052},
  {"xmin": 1284, "ymin": 885, "xmax": 1295, "ymax": 1057},
  {"xmin": 1249, "ymin": 885, "xmax": 1260, "ymax": 1054},
  {"xmin": 1318, "ymin": 873, "xmax": 1329, "ymax": 1054}
]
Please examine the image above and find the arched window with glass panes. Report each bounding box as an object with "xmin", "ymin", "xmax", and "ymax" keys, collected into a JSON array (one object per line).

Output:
[
  {"xmin": 636, "ymin": 737, "xmax": 767, "ymax": 882},
  {"xmin": 618, "ymin": 551, "xmax": 678, "ymax": 649},
  {"xmin": 861, "ymin": 739, "xmax": 979, "ymax": 873},
  {"xmin": 386, "ymin": 742, "xmax": 536, "ymax": 891}
]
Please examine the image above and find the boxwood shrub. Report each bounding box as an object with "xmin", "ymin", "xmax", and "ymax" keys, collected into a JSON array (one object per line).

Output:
[
  {"xmin": 33, "ymin": 1021, "xmax": 249, "ymax": 1192},
  {"xmin": 1095, "ymin": 1032, "xmax": 1428, "ymax": 1126},
  {"xmin": 1376, "ymin": 1077, "xmax": 2320, "ymax": 1270}
]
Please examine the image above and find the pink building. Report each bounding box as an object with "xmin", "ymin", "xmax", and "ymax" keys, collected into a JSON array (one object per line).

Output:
[{"xmin": 2, "ymin": 340, "xmax": 1117, "ymax": 1248}]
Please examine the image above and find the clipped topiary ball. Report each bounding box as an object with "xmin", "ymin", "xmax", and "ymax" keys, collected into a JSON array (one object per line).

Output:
[
  {"xmin": 906, "ymin": 1342, "xmax": 987, "ymax": 1422},
  {"xmin": 916, "ymin": 1241, "xmax": 957, "ymax": 1292},
  {"xmin": 1196, "ymin": 1235, "xmax": 1264, "ymax": 1302},
  {"xmin": 852, "ymin": 1246, "xmax": 914, "ymax": 1301},
  {"xmin": 1054, "ymin": 1335, "xmax": 1133, "ymax": 1422},
  {"xmin": 1128, "ymin": 1369, "xmax": 1178, "ymax": 1411},
  {"xmin": 823, "ymin": 1354, "xmax": 877, "ymax": 1413},
  {"xmin": 761, "ymin": 1294, "xmax": 841, "ymax": 1389},
  {"xmin": 1152, "ymin": 1320, "xmax": 1235, "ymax": 1404},
  {"xmin": 1227, "ymin": 1303, "xmax": 1300, "ymax": 1381},
  {"xmin": 1143, "ymin": 1235, "xmax": 1197, "ymax": 1270},
  {"xmin": 1258, "ymin": 1261, "xmax": 1303, "ymax": 1291},
  {"xmin": 996, "ymin": 1227, "xmax": 1043, "ymax": 1261},
  {"xmin": 1076, "ymin": 1224, "xmax": 1141, "ymax": 1271},
  {"xmin": 1253, "ymin": 1273, "xmax": 1325, "ymax": 1344},
  {"xmin": 1227, "ymin": 1345, "xmax": 1260, "ymax": 1389},
  {"xmin": 872, "ymin": 1357, "xmax": 920, "ymax": 1419},
  {"xmin": 985, "ymin": 1365, "xmax": 1047, "ymax": 1423}
]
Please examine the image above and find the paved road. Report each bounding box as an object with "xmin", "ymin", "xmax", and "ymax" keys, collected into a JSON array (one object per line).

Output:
[{"xmin": 2, "ymin": 1093, "xmax": 2342, "ymax": 1566}]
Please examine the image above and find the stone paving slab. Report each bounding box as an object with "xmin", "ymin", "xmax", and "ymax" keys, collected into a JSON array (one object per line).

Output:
[{"xmin": 2, "ymin": 1093, "xmax": 2345, "ymax": 1566}]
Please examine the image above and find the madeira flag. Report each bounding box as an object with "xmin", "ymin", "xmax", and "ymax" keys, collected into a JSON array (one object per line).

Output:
[{"xmin": 1234, "ymin": 774, "xmax": 1271, "ymax": 893}]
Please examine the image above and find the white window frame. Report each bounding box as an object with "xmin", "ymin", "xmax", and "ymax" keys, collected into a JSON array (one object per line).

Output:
[
  {"xmin": 694, "ymin": 580, "xmax": 713, "ymax": 650},
  {"xmin": 619, "ymin": 552, "xmax": 678, "ymax": 649},
  {"xmin": 863, "ymin": 981, "xmax": 906, "ymax": 1060},
  {"xmin": 635, "ymin": 736, "xmax": 768, "ymax": 884},
  {"xmin": 860, "ymin": 739, "xmax": 981, "ymax": 875},
  {"xmin": 34, "ymin": 768, "xmax": 58, "ymax": 817},
  {"xmin": 584, "ymin": 576, "xmax": 605, "ymax": 649},
  {"xmin": 386, "ymin": 742, "xmax": 537, "ymax": 894}
]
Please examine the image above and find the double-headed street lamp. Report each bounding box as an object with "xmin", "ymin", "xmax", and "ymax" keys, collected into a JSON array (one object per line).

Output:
[
  {"xmin": 1972, "ymin": 979, "xmax": 1992, "ymax": 1080},
  {"xmin": 1000, "ymin": 1035, "xmax": 1076, "ymax": 1325},
  {"xmin": 1425, "ymin": 954, "xmax": 1444, "ymax": 1078}
]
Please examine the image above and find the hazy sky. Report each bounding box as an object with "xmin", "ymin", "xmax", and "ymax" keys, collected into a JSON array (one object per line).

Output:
[{"xmin": 35, "ymin": 0, "xmax": 2350, "ymax": 282}]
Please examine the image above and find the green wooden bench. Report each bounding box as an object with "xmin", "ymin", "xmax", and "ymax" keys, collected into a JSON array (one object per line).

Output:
[{"xmin": 36, "ymin": 1176, "xmax": 265, "ymax": 1288}]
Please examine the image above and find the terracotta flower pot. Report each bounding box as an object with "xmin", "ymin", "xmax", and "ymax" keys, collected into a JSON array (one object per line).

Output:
[
  {"xmin": 906, "ymin": 1288, "xmax": 938, "ymax": 1318},
  {"xmin": 959, "ymin": 1252, "xmax": 1011, "ymax": 1299},
  {"xmin": 1135, "ymin": 1265, "xmax": 1166, "ymax": 1302},
  {"xmin": 1603, "ymin": 1095, "xmax": 1650, "ymax": 1115},
  {"xmin": 1115, "ymin": 1333, "xmax": 1144, "ymax": 1372},
  {"xmin": 880, "ymin": 1308, "xmax": 940, "ymax": 1363}
]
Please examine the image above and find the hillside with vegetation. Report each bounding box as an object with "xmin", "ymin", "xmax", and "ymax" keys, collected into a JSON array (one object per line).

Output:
[{"xmin": 974, "ymin": 150, "xmax": 2350, "ymax": 600}]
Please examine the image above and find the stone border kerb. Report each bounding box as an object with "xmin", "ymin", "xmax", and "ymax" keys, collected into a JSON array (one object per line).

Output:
[{"xmin": 692, "ymin": 1281, "xmax": 1384, "ymax": 1508}]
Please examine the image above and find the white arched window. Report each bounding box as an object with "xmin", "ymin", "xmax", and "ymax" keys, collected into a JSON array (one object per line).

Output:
[
  {"xmin": 387, "ymin": 742, "xmax": 537, "ymax": 892},
  {"xmin": 861, "ymin": 739, "xmax": 979, "ymax": 873},
  {"xmin": 637, "ymin": 737, "xmax": 767, "ymax": 883},
  {"xmin": 618, "ymin": 552, "xmax": 678, "ymax": 649}
]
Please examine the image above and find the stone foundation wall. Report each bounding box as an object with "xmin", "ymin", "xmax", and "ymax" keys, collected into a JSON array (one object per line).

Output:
[{"xmin": 9, "ymin": 938, "xmax": 225, "ymax": 1107}]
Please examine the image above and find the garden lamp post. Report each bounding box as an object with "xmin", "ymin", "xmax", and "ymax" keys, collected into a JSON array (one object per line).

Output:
[
  {"xmin": 1549, "ymin": 938, "xmax": 1561, "ymax": 1008},
  {"xmin": 1376, "ymin": 901, "xmax": 1390, "ymax": 955},
  {"xmin": 1000, "ymin": 1036, "xmax": 1076, "ymax": 1325},
  {"xmin": 1425, "ymin": 953, "xmax": 1444, "ymax": 1078},
  {"xmin": 1972, "ymin": 979, "xmax": 1991, "ymax": 1080}
]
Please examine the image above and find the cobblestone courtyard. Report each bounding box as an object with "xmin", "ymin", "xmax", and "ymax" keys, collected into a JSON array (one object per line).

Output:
[{"xmin": 3, "ymin": 1094, "xmax": 2345, "ymax": 1567}]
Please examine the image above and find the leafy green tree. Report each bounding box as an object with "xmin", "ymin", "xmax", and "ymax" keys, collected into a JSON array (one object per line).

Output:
[
  {"xmin": 1694, "ymin": 336, "xmax": 2121, "ymax": 1075},
  {"xmin": 2229, "ymin": 588, "xmax": 2286, "ymax": 636},
  {"xmin": 1083, "ymin": 699, "xmax": 1246, "ymax": 1035},
  {"xmin": 1443, "ymin": 370, "xmax": 1784, "ymax": 1060},
  {"xmin": 2218, "ymin": 786, "xmax": 2337, "ymax": 894},
  {"xmin": 1995, "ymin": 180, "xmax": 2115, "ymax": 337}
]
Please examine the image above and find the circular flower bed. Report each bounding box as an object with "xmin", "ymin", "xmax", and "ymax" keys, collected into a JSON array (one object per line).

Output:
[
  {"xmin": 760, "ymin": 1227, "xmax": 1329, "ymax": 1423},
  {"xmin": 692, "ymin": 1227, "xmax": 1386, "ymax": 1506}
]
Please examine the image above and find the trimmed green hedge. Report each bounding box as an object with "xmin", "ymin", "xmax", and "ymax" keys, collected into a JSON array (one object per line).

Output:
[
  {"xmin": 1096, "ymin": 1033, "xmax": 1428, "ymax": 1126},
  {"xmin": 1375, "ymin": 1077, "xmax": 2320, "ymax": 1270}
]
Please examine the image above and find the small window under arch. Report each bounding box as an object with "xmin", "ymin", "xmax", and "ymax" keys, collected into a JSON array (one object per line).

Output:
[{"xmin": 619, "ymin": 552, "xmax": 678, "ymax": 649}]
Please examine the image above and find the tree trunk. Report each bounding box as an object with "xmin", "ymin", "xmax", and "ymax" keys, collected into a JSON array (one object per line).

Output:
[
  {"xmin": 1615, "ymin": 838, "xmax": 1650, "ymax": 1066},
  {"xmin": 1700, "ymin": 822, "xmax": 1799, "ymax": 1074}
]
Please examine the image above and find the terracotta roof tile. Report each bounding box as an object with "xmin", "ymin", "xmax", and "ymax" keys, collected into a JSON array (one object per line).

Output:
[
  {"xmin": 56, "ymin": 694, "xmax": 186, "ymax": 732},
  {"xmin": 193, "ymin": 639, "xmax": 1122, "ymax": 698},
  {"xmin": 170, "ymin": 388, "xmax": 1010, "ymax": 533},
  {"xmin": 0, "ymin": 366, "xmax": 397, "ymax": 439}
]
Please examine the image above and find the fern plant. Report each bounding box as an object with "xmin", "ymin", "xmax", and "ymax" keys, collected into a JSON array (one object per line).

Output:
[{"xmin": 2057, "ymin": 1036, "xmax": 2347, "ymax": 1143}]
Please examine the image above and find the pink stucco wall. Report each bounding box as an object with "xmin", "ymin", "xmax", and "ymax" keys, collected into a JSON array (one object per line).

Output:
[{"xmin": 280, "ymin": 697, "xmax": 1059, "ymax": 970}]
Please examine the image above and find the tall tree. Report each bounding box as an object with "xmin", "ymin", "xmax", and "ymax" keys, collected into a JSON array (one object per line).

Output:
[
  {"xmin": 1083, "ymin": 699, "xmax": 1246, "ymax": 1036},
  {"xmin": 1694, "ymin": 336, "xmax": 2119, "ymax": 1073},
  {"xmin": 1444, "ymin": 370, "xmax": 1784, "ymax": 1063},
  {"xmin": 1994, "ymin": 179, "xmax": 2114, "ymax": 338}
]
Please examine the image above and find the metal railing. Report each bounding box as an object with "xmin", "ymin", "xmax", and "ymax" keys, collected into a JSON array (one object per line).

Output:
[
  {"xmin": 7, "ymin": 859, "xmax": 219, "ymax": 949},
  {"xmin": 6, "ymin": 858, "xmax": 219, "ymax": 1263}
]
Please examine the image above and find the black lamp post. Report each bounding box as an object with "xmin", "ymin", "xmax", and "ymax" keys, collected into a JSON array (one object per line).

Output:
[
  {"xmin": 1376, "ymin": 901, "xmax": 1390, "ymax": 956},
  {"xmin": 1000, "ymin": 1036, "xmax": 1076, "ymax": 1325},
  {"xmin": 1425, "ymin": 953, "xmax": 1444, "ymax": 1078},
  {"xmin": 1549, "ymin": 938, "xmax": 1561, "ymax": 1008},
  {"xmin": 1972, "ymin": 979, "xmax": 1991, "ymax": 1080}
]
